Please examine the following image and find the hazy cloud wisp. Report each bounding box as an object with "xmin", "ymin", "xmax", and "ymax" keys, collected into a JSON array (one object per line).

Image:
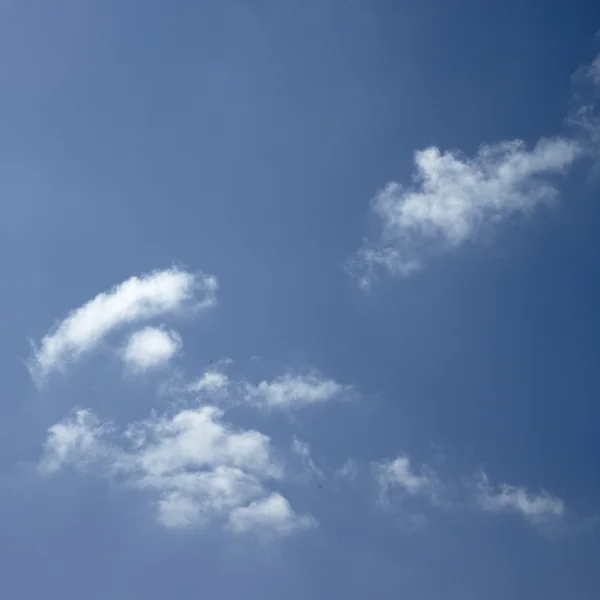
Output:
[{"xmin": 244, "ymin": 372, "xmax": 349, "ymax": 411}]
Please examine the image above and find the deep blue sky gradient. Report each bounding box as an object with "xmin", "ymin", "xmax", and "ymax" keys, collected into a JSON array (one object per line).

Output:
[{"xmin": 1, "ymin": 2, "xmax": 600, "ymax": 599}]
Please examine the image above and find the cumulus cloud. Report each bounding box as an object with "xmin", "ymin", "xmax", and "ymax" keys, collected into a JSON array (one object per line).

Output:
[
  {"xmin": 349, "ymin": 137, "xmax": 580, "ymax": 287},
  {"xmin": 185, "ymin": 370, "xmax": 230, "ymax": 395},
  {"xmin": 227, "ymin": 493, "xmax": 316, "ymax": 536},
  {"xmin": 38, "ymin": 402, "xmax": 313, "ymax": 537},
  {"xmin": 244, "ymin": 372, "xmax": 349, "ymax": 411},
  {"xmin": 474, "ymin": 471, "xmax": 566, "ymax": 529},
  {"xmin": 28, "ymin": 268, "xmax": 218, "ymax": 383},
  {"xmin": 349, "ymin": 51, "xmax": 600, "ymax": 288},
  {"xmin": 121, "ymin": 327, "xmax": 182, "ymax": 372},
  {"xmin": 38, "ymin": 409, "xmax": 112, "ymax": 475},
  {"xmin": 373, "ymin": 455, "xmax": 440, "ymax": 507}
]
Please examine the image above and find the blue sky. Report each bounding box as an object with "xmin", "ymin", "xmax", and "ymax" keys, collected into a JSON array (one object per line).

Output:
[{"xmin": 2, "ymin": 1, "xmax": 600, "ymax": 598}]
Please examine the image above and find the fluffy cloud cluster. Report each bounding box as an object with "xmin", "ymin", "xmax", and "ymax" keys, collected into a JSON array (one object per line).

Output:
[
  {"xmin": 28, "ymin": 268, "xmax": 217, "ymax": 383},
  {"xmin": 350, "ymin": 52, "xmax": 600, "ymax": 288},
  {"xmin": 39, "ymin": 402, "xmax": 315, "ymax": 536},
  {"xmin": 29, "ymin": 268, "xmax": 355, "ymax": 537},
  {"xmin": 349, "ymin": 138, "xmax": 579, "ymax": 287},
  {"xmin": 30, "ymin": 266, "xmax": 576, "ymax": 540}
]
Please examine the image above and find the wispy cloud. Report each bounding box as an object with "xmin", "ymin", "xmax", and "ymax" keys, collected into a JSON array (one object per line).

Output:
[
  {"xmin": 185, "ymin": 370, "xmax": 230, "ymax": 395},
  {"xmin": 243, "ymin": 372, "xmax": 349, "ymax": 411},
  {"xmin": 474, "ymin": 471, "xmax": 566, "ymax": 530},
  {"xmin": 38, "ymin": 401, "xmax": 313, "ymax": 537},
  {"xmin": 373, "ymin": 455, "xmax": 441, "ymax": 507},
  {"xmin": 28, "ymin": 268, "xmax": 217, "ymax": 383},
  {"xmin": 570, "ymin": 52, "xmax": 600, "ymax": 163},
  {"xmin": 291, "ymin": 438, "xmax": 324, "ymax": 481},
  {"xmin": 585, "ymin": 53, "xmax": 600, "ymax": 86},
  {"xmin": 372, "ymin": 455, "xmax": 571, "ymax": 535},
  {"xmin": 121, "ymin": 327, "xmax": 182, "ymax": 372},
  {"xmin": 334, "ymin": 459, "xmax": 359, "ymax": 482},
  {"xmin": 349, "ymin": 138, "xmax": 579, "ymax": 287}
]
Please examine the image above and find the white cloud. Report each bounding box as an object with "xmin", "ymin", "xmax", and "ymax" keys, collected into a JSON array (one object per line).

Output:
[
  {"xmin": 121, "ymin": 327, "xmax": 182, "ymax": 372},
  {"xmin": 244, "ymin": 372, "xmax": 349, "ymax": 411},
  {"xmin": 291, "ymin": 438, "xmax": 324, "ymax": 481},
  {"xmin": 157, "ymin": 491, "xmax": 204, "ymax": 529},
  {"xmin": 153, "ymin": 467, "xmax": 265, "ymax": 529},
  {"xmin": 334, "ymin": 459, "xmax": 359, "ymax": 482},
  {"xmin": 373, "ymin": 458, "xmax": 570, "ymax": 533},
  {"xmin": 349, "ymin": 137, "xmax": 580, "ymax": 287},
  {"xmin": 570, "ymin": 53, "xmax": 600, "ymax": 161},
  {"xmin": 186, "ymin": 370, "xmax": 229, "ymax": 395},
  {"xmin": 159, "ymin": 363, "xmax": 232, "ymax": 402},
  {"xmin": 38, "ymin": 402, "xmax": 313, "ymax": 537},
  {"xmin": 474, "ymin": 471, "xmax": 566, "ymax": 528},
  {"xmin": 28, "ymin": 267, "xmax": 218, "ymax": 383},
  {"xmin": 227, "ymin": 493, "xmax": 316, "ymax": 536},
  {"xmin": 573, "ymin": 52, "xmax": 600, "ymax": 90},
  {"xmin": 588, "ymin": 54, "xmax": 600, "ymax": 88},
  {"xmin": 130, "ymin": 404, "xmax": 281, "ymax": 480},
  {"xmin": 38, "ymin": 409, "xmax": 111, "ymax": 475},
  {"xmin": 374, "ymin": 455, "xmax": 438, "ymax": 506},
  {"xmin": 586, "ymin": 53, "xmax": 600, "ymax": 86}
]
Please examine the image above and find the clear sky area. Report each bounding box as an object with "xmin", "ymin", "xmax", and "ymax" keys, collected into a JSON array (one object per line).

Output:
[{"xmin": 1, "ymin": 2, "xmax": 600, "ymax": 599}]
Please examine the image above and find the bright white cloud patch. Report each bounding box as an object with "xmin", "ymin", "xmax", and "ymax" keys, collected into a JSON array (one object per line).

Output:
[
  {"xmin": 475, "ymin": 471, "xmax": 565, "ymax": 528},
  {"xmin": 28, "ymin": 268, "xmax": 218, "ymax": 383},
  {"xmin": 227, "ymin": 493, "xmax": 316, "ymax": 536},
  {"xmin": 38, "ymin": 402, "xmax": 313, "ymax": 537},
  {"xmin": 122, "ymin": 327, "xmax": 182, "ymax": 372},
  {"xmin": 349, "ymin": 137, "xmax": 580, "ymax": 287},
  {"xmin": 244, "ymin": 373, "xmax": 348, "ymax": 411}
]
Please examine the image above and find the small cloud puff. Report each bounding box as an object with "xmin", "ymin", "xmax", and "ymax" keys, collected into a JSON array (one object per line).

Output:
[
  {"xmin": 121, "ymin": 327, "xmax": 182, "ymax": 372},
  {"xmin": 243, "ymin": 372, "xmax": 350, "ymax": 411}
]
